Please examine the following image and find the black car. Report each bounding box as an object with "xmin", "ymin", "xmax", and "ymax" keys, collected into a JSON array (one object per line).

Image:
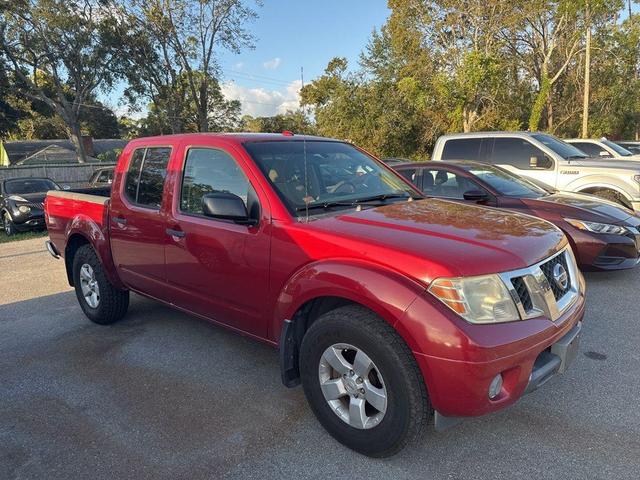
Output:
[{"xmin": 1, "ymin": 177, "xmax": 61, "ymax": 236}]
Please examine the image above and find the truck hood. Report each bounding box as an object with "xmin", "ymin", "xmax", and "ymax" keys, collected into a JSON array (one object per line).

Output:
[
  {"xmin": 304, "ymin": 199, "xmax": 565, "ymax": 281},
  {"xmin": 523, "ymin": 192, "xmax": 636, "ymax": 224},
  {"xmin": 568, "ymin": 157, "xmax": 640, "ymax": 171}
]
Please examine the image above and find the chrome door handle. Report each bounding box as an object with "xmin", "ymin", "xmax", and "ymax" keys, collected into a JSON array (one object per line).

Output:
[
  {"xmin": 166, "ymin": 228, "xmax": 185, "ymax": 238},
  {"xmin": 112, "ymin": 217, "xmax": 127, "ymax": 225}
]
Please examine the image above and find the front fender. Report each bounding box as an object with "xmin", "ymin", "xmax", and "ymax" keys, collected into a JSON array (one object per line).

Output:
[
  {"xmin": 271, "ymin": 258, "xmax": 425, "ymax": 345},
  {"xmin": 66, "ymin": 214, "xmax": 124, "ymax": 289}
]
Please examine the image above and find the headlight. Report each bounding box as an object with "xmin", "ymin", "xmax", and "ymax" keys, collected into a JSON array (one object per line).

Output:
[
  {"xmin": 565, "ymin": 218, "xmax": 627, "ymax": 235},
  {"xmin": 428, "ymin": 275, "xmax": 520, "ymax": 324},
  {"xmin": 18, "ymin": 205, "xmax": 31, "ymax": 214}
]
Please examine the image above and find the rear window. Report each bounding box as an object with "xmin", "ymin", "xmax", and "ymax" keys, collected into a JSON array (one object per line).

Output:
[
  {"xmin": 441, "ymin": 138, "xmax": 482, "ymax": 160},
  {"xmin": 124, "ymin": 147, "xmax": 171, "ymax": 208}
]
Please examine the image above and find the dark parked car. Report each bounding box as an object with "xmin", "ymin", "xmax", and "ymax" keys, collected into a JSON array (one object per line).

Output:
[
  {"xmin": 88, "ymin": 166, "xmax": 114, "ymax": 187},
  {"xmin": 394, "ymin": 160, "xmax": 640, "ymax": 270},
  {"xmin": 1, "ymin": 177, "xmax": 61, "ymax": 236}
]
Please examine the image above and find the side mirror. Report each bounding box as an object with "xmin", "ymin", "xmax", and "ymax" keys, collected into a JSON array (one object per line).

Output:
[
  {"xmin": 529, "ymin": 156, "xmax": 552, "ymax": 169},
  {"xmin": 202, "ymin": 192, "xmax": 256, "ymax": 225},
  {"xmin": 463, "ymin": 189, "xmax": 488, "ymax": 202},
  {"xmin": 599, "ymin": 151, "xmax": 611, "ymax": 157}
]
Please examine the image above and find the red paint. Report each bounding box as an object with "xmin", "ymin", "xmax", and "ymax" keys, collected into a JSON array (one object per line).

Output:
[{"xmin": 45, "ymin": 133, "xmax": 585, "ymax": 418}]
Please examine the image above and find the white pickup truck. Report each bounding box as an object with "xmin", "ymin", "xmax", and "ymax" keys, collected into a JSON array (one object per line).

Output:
[{"xmin": 432, "ymin": 131, "xmax": 640, "ymax": 211}]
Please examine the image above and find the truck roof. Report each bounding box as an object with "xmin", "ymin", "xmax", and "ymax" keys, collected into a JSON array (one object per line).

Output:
[{"xmin": 125, "ymin": 132, "xmax": 342, "ymax": 146}]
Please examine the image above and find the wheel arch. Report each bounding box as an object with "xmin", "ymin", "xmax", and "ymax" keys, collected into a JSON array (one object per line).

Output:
[{"xmin": 275, "ymin": 259, "xmax": 424, "ymax": 387}]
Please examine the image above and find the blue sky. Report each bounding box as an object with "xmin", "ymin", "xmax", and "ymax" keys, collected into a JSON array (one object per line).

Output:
[
  {"xmin": 111, "ymin": 1, "xmax": 390, "ymax": 118},
  {"xmin": 216, "ymin": 1, "xmax": 390, "ymax": 116}
]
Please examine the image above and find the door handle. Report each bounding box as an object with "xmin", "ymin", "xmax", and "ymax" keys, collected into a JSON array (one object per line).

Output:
[
  {"xmin": 166, "ymin": 228, "xmax": 186, "ymax": 238},
  {"xmin": 112, "ymin": 217, "xmax": 127, "ymax": 225}
]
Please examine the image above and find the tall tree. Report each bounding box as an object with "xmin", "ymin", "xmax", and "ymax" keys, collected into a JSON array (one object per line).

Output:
[
  {"xmin": 134, "ymin": 0, "xmax": 259, "ymax": 132},
  {"xmin": 0, "ymin": 0, "xmax": 124, "ymax": 161}
]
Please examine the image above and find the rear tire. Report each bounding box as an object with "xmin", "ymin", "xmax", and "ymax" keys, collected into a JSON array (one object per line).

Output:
[
  {"xmin": 72, "ymin": 244, "xmax": 129, "ymax": 325},
  {"xmin": 299, "ymin": 305, "xmax": 430, "ymax": 457}
]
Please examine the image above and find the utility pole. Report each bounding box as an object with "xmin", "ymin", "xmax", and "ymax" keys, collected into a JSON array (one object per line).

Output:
[{"xmin": 581, "ymin": 3, "xmax": 592, "ymax": 139}]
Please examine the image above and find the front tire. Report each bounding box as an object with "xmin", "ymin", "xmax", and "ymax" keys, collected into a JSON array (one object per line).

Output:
[
  {"xmin": 72, "ymin": 244, "xmax": 129, "ymax": 324},
  {"xmin": 3, "ymin": 212, "xmax": 15, "ymax": 236},
  {"xmin": 299, "ymin": 305, "xmax": 430, "ymax": 457}
]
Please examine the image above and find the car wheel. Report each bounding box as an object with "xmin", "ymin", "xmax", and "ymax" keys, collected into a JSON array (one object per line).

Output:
[
  {"xmin": 3, "ymin": 212, "xmax": 15, "ymax": 236},
  {"xmin": 72, "ymin": 244, "xmax": 129, "ymax": 325},
  {"xmin": 299, "ymin": 305, "xmax": 430, "ymax": 457}
]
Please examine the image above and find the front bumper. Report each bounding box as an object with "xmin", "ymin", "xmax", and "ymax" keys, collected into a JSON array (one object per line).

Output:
[
  {"xmin": 10, "ymin": 208, "xmax": 46, "ymax": 231},
  {"xmin": 410, "ymin": 291, "xmax": 585, "ymax": 420}
]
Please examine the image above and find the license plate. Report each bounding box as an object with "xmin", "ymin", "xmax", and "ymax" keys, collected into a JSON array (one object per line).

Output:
[{"xmin": 550, "ymin": 322, "xmax": 581, "ymax": 374}]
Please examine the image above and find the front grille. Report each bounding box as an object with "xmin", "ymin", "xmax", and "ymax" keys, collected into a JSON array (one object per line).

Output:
[
  {"xmin": 25, "ymin": 202, "xmax": 44, "ymax": 210},
  {"xmin": 539, "ymin": 252, "xmax": 571, "ymax": 301},
  {"xmin": 511, "ymin": 277, "xmax": 533, "ymax": 312}
]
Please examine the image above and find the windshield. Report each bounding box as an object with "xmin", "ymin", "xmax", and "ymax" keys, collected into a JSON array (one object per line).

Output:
[
  {"xmin": 531, "ymin": 133, "xmax": 587, "ymax": 159},
  {"xmin": 244, "ymin": 140, "xmax": 419, "ymax": 216},
  {"xmin": 462, "ymin": 164, "xmax": 547, "ymax": 198},
  {"xmin": 602, "ymin": 140, "xmax": 634, "ymax": 156},
  {"xmin": 4, "ymin": 178, "xmax": 59, "ymax": 195}
]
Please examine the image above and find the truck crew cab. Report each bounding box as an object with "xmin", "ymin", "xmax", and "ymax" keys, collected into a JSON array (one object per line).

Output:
[{"xmin": 45, "ymin": 133, "xmax": 585, "ymax": 457}]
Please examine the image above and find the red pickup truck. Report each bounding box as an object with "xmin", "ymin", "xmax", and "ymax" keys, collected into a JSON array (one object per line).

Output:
[{"xmin": 44, "ymin": 133, "xmax": 585, "ymax": 457}]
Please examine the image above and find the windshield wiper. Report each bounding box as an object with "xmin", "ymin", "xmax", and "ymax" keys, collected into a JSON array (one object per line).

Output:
[{"xmin": 295, "ymin": 193, "xmax": 420, "ymax": 212}]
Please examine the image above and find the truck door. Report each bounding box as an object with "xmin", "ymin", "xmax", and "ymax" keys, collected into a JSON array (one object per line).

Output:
[
  {"xmin": 163, "ymin": 144, "xmax": 270, "ymax": 337},
  {"xmin": 487, "ymin": 137, "xmax": 558, "ymax": 190},
  {"xmin": 109, "ymin": 146, "xmax": 173, "ymax": 296}
]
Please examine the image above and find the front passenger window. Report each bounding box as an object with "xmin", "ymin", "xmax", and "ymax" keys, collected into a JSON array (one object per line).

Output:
[{"xmin": 180, "ymin": 148, "xmax": 252, "ymax": 216}]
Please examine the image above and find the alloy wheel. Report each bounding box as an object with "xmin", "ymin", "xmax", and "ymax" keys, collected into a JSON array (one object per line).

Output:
[
  {"xmin": 79, "ymin": 263, "xmax": 100, "ymax": 308},
  {"xmin": 318, "ymin": 343, "xmax": 388, "ymax": 429}
]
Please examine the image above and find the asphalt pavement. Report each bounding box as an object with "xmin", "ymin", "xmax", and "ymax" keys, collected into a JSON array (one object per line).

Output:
[{"xmin": 1, "ymin": 237, "xmax": 639, "ymax": 479}]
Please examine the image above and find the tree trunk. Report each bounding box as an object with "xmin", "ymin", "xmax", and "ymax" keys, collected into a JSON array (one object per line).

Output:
[
  {"xmin": 547, "ymin": 95, "xmax": 554, "ymax": 131},
  {"xmin": 529, "ymin": 73, "xmax": 551, "ymax": 131},
  {"xmin": 198, "ymin": 81, "xmax": 209, "ymax": 132},
  {"xmin": 69, "ymin": 121, "xmax": 88, "ymax": 163},
  {"xmin": 581, "ymin": 7, "xmax": 591, "ymax": 139}
]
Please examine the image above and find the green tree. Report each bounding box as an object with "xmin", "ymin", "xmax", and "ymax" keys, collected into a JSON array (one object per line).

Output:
[
  {"xmin": 0, "ymin": 0, "xmax": 125, "ymax": 161},
  {"xmin": 242, "ymin": 110, "xmax": 315, "ymax": 134}
]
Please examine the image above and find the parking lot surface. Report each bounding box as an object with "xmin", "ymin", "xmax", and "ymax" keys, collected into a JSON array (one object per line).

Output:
[{"xmin": 1, "ymin": 237, "xmax": 639, "ymax": 479}]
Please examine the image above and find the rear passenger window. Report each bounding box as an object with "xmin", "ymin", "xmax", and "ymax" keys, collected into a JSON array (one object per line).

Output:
[
  {"xmin": 441, "ymin": 139, "xmax": 482, "ymax": 160},
  {"xmin": 490, "ymin": 138, "xmax": 546, "ymax": 170},
  {"xmin": 124, "ymin": 147, "xmax": 171, "ymax": 208},
  {"xmin": 180, "ymin": 148, "xmax": 252, "ymax": 216}
]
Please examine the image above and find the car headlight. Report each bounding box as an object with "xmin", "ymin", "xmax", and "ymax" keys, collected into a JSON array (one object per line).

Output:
[
  {"xmin": 18, "ymin": 205, "xmax": 31, "ymax": 214},
  {"xmin": 428, "ymin": 274, "xmax": 520, "ymax": 324},
  {"xmin": 565, "ymin": 218, "xmax": 627, "ymax": 235}
]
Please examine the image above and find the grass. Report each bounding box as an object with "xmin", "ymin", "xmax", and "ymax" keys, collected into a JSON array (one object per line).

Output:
[{"xmin": 0, "ymin": 229, "xmax": 49, "ymax": 244}]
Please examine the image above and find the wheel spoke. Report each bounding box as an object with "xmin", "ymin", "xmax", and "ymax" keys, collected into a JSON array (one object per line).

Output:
[
  {"xmin": 81, "ymin": 283, "xmax": 91, "ymax": 296},
  {"xmin": 352, "ymin": 349, "xmax": 373, "ymax": 377},
  {"xmin": 322, "ymin": 347, "xmax": 351, "ymax": 375},
  {"xmin": 364, "ymin": 381, "xmax": 387, "ymax": 413},
  {"xmin": 348, "ymin": 397, "xmax": 367, "ymax": 429},
  {"xmin": 320, "ymin": 378, "xmax": 347, "ymax": 400}
]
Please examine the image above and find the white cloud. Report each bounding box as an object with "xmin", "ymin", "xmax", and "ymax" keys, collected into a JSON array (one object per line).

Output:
[
  {"xmin": 233, "ymin": 62, "xmax": 244, "ymax": 70},
  {"xmin": 221, "ymin": 80, "xmax": 302, "ymax": 117},
  {"xmin": 262, "ymin": 57, "xmax": 282, "ymax": 70}
]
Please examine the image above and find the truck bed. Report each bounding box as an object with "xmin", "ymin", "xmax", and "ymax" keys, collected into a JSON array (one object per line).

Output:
[{"xmin": 45, "ymin": 189, "xmax": 110, "ymax": 257}]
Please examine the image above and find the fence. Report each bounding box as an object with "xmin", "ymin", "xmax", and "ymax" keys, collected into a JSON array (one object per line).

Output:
[{"xmin": 0, "ymin": 163, "xmax": 116, "ymax": 187}]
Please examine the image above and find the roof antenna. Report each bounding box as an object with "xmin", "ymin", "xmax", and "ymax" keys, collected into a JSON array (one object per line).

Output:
[{"xmin": 301, "ymin": 65, "xmax": 310, "ymax": 223}]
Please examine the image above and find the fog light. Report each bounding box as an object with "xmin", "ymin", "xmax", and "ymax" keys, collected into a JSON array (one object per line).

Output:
[{"xmin": 488, "ymin": 374, "xmax": 503, "ymax": 399}]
